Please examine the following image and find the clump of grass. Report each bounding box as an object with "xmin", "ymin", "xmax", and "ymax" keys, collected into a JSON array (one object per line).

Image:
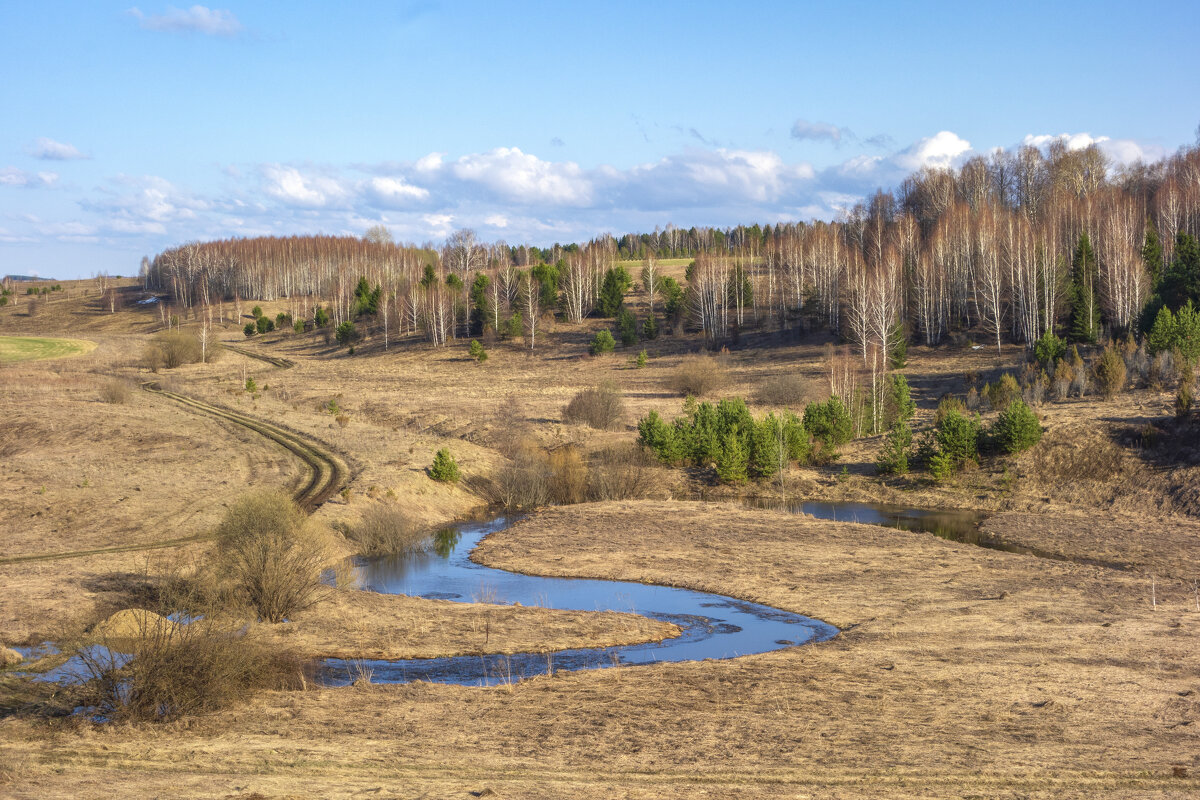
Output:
[
  {"xmin": 669, "ymin": 353, "xmax": 729, "ymax": 397},
  {"xmin": 99, "ymin": 376, "xmax": 132, "ymax": 404},
  {"xmin": 563, "ymin": 381, "xmax": 626, "ymax": 430}
]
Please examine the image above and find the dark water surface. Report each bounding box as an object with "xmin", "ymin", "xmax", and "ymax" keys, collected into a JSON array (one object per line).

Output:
[
  {"xmin": 318, "ymin": 516, "xmax": 838, "ymax": 687},
  {"xmin": 751, "ymin": 498, "xmax": 1130, "ymax": 570}
]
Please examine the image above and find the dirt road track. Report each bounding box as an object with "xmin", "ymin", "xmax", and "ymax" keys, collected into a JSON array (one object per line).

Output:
[{"xmin": 0, "ymin": 382, "xmax": 347, "ymax": 565}]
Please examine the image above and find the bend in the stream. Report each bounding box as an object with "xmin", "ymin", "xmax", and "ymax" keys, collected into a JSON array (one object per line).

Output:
[{"xmin": 318, "ymin": 515, "xmax": 838, "ymax": 687}]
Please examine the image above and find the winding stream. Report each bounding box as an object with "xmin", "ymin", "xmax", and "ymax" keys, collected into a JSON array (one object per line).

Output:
[{"xmin": 318, "ymin": 516, "xmax": 839, "ymax": 687}]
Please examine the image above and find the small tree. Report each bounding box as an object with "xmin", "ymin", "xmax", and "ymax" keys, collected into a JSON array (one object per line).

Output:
[
  {"xmin": 642, "ymin": 315, "xmax": 659, "ymax": 340},
  {"xmin": 589, "ymin": 329, "xmax": 616, "ymax": 356},
  {"xmin": 468, "ymin": 339, "xmax": 487, "ymax": 363},
  {"xmin": 597, "ymin": 266, "xmax": 632, "ymax": 317},
  {"xmin": 1093, "ymin": 346, "xmax": 1127, "ymax": 399},
  {"xmin": 256, "ymin": 316, "xmax": 273, "ymax": 334},
  {"xmin": 990, "ymin": 399, "xmax": 1042, "ymax": 453},
  {"xmin": 335, "ymin": 321, "xmax": 359, "ymax": 347},
  {"xmin": 635, "ymin": 349, "xmax": 648, "ymax": 368},
  {"xmin": 803, "ymin": 397, "xmax": 853, "ymax": 454},
  {"xmin": 429, "ymin": 449, "xmax": 460, "ymax": 483},
  {"xmin": 314, "ymin": 307, "xmax": 331, "ymax": 328},
  {"xmin": 884, "ymin": 374, "xmax": 915, "ymax": 428},
  {"xmin": 875, "ymin": 421, "xmax": 912, "ymax": 475},
  {"xmin": 986, "ymin": 374, "xmax": 1021, "ymax": 412},
  {"xmin": 1034, "ymin": 330, "xmax": 1067, "ymax": 369},
  {"xmin": 616, "ymin": 307, "xmax": 639, "ymax": 347},
  {"xmin": 243, "ymin": 322, "xmax": 257, "ymax": 337},
  {"xmin": 714, "ymin": 426, "xmax": 748, "ymax": 483}
]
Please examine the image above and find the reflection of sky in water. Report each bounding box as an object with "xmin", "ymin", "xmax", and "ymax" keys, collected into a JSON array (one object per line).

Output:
[{"xmin": 319, "ymin": 516, "xmax": 838, "ymax": 687}]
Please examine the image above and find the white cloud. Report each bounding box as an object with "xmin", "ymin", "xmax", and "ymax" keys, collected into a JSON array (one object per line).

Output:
[
  {"xmin": 31, "ymin": 138, "xmax": 88, "ymax": 161},
  {"xmin": 0, "ymin": 167, "xmax": 59, "ymax": 188},
  {"xmin": 260, "ymin": 165, "xmax": 350, "ymax": 208},
  {"xmin": 450, "ymin": 147, "xmax": 592, "ymax": 206},
  {"xmin": 791, "ymin": 119, "xmax": 849, "ymax": 144},
  {"xmin": 892, "ymin": 131, "xmax": 973, "ymax": 172},
  {"xmin": 414, "ymin": 152, "xmax": 445, "ymax": 173},
  {"xmin": 421, "ymin": 213, "xmax": 454, "ymax": 237},
  {"xmin": 1021, "ymin": 132, "xmax": 1164, "ymax": 167},
  {"xmin": 363, "ymin": 176, "xmax": 429, "ymax": 208},
  {"xmin": 483, "ymin": 214, "xmax": 509, "ymax": 228},
  {"xmin": 129, "ymin": 5, "xmax": 243, "ymax": 36}
]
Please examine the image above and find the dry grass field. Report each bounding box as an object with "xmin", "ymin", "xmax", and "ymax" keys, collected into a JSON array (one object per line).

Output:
[{"xmin": 0, "ymin": 280, "xmax": 1198, "ymax": 797}]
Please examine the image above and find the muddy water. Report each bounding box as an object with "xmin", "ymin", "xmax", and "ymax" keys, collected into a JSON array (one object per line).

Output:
[{"xmin": 318, "ymin": 516, "xmax": 838, "ymax": 687}]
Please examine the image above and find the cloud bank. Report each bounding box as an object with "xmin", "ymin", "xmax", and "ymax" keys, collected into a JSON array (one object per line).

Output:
[{"xmin": 5, "ymin": 128, "xmax": 1170, "ymax": 267}]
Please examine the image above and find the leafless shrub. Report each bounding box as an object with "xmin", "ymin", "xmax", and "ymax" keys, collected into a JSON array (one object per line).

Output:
[
  {"xmin": 1150, "ymin": 350, "xmax": 1176, "ymax": 390},
  {"xmin": 1125, "ymin": 344, "xmax": 1150, "ymax": 385},
  {"xmin": 669, "ymin": 353, "xmax": 729, "ymax": 397},
  {"xmin": 563, "ymin": 381, "xmax": 626, "ymax": 430},
  {"xmin": 99, "ymin": 377, "xmax": 132, "ymax": 404},
  {"xmin": 143, "ymin": 331, "xmax": 204, "ymax": 370},
  {"xmin": 211, "ymin": 491, "xmax": 332, "ymax": 623},
  {"xmin": 587, "ymin": 444, "xmax": 660, "ymax": 501},
  {"xmin": 495, "ymin": 442, "xmax": 553, "ymax": 509},
  {"xmin": 78, "ymin": 610, "xmax": 303, "ymax": 723},
  {"xmin": 346, "ymin": 504, "xmax": 424, "ymax": 557},
  {"xmin": 754, "ymin": 373, "xmax": 812, "ymax": 407}
]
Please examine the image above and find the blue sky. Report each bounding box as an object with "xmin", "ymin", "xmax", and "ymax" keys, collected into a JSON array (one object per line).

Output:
[{"xmin": 2, "ymin": 1, "xmax": 1198, "ymax": 279}]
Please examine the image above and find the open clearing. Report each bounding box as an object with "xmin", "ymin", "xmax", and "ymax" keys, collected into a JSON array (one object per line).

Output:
[
  {"xmin": 0, "ymin": 335, "xmax": 95, "ymax": 364},
  {"xmin": 0, "ymin": 281, "xmax": 1198, "ymax": 798}
]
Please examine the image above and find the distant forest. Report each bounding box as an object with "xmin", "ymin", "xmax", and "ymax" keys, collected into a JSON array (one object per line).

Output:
[{"xmin": 144, "ymin": 141, "xmax": 1200, "ymax": 359}]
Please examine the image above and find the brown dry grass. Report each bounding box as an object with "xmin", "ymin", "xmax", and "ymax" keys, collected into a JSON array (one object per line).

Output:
[
  {"xmin": 258, "ymin": 586, "xmax": 678, "ymax": 661},
  {"xmin": 3, "ymin": 288, "xmax": 1200, "ymax": 797},
  {"xmin": 2, "ymin": 501, "xmax": 1198, "ymax": 798}
]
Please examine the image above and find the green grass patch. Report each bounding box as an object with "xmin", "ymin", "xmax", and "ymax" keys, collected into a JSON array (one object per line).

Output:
[{"xmin": 0, "ymin": 335, "xmax": 96, "ymax": 364}]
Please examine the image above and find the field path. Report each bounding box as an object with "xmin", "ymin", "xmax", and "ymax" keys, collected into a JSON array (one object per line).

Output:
[
  {"xmin": 224, "ymin": 343, "xmax": 296, "ymax": 369},
  {"xmin": 0, "ymin": 382, "xmax": 347, "ymax": 565}
]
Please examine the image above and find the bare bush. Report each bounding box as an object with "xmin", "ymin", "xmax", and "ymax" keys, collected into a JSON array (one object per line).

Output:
[
  {"xmin": 347, "ymin": 504, "xmax": 423, "ymax": 557},
  {"xmin": 669, "ymin": 353, "xmax": 729, "ymax": 397},
  {"xmin": 79, "ymin": 610, "xmax": 302, "ymax": 722},
  {"xmin": 144, "ymin": 331, "xmax": 204, "ymax": 370},
  {"xmin": 212, "ymin": 491, "xmax": 332, "ymax": 623},
  {"xmin": 563, "ymin": 381, "xmax": 626, "ymax": 430},
  {"xmin": 99, "ymin": 377, "xmax": 132, "ymax": 404},
  {"xmin": 495, "ymin": 443, "xmax": 553, "ymax": 509},
  {"xmin": 754, "ymin": 373, "xmax": 813, "ymax": 407},
  {"xmin": 1150, "ymin": 350, "xmax": 1176, "ymax": 390},
  {"xmin": 587, "ymin": 444, "xmax": 660, "ymax": 501}
]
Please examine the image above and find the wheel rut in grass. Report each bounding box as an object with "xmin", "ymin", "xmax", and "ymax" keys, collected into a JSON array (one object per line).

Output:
[
  {"xmin": 0, "ymin": 383, "xmax": 347, "ymax": 565},
  {"xmin": 224, "ymin": 344, "xmax": 296, "ymax": 369}
]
